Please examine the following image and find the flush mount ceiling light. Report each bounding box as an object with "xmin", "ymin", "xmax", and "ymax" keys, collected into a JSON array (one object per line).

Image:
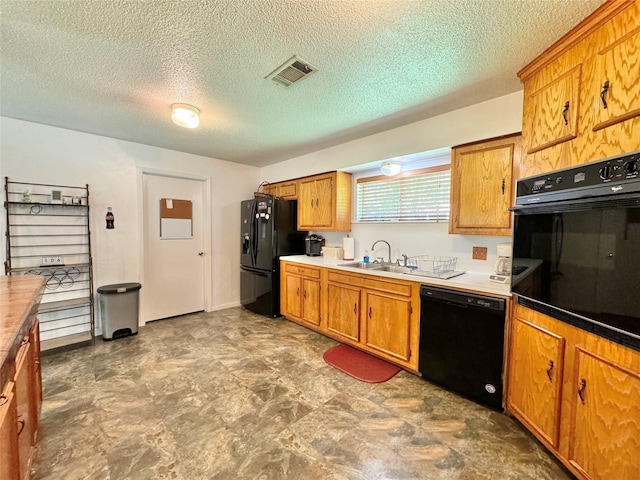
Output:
[
  {"xmin": 380, "ymin": 160, "xmax": 402, "ymax": 176},
  {"xmin": 171, "ymin": 103, "xmax": 200, "ymax": 128}
]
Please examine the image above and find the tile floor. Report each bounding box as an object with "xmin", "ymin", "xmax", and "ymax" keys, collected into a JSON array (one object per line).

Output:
[{"xmin": 32, "ymin": 307, "xmax": 574, "ymax": 479}]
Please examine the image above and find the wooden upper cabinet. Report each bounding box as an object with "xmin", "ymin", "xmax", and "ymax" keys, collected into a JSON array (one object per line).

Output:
[
  {"xmin": 507, "ymin": 317, "xmax": 565, "ymax": 448},
  {"xmin": 592, "ymin": 27, "xmax": 640, "ymax": 132},
  {"xmin": 527, "ymin": 65, "xmax": 581, "ymax": 154},
  {"xmin": 278, "ymin": 181, "xmax": 298, "ymax": 199},
  {"xmin": 297, "ymin": 171, "xmax": 351, "ymax": 232},
  {"xmin": 518, "ymin": 1, "xmax": 640, "ymax": 177},
  {"xmin": 263, "ymin": 181, "xmax": 298, "ymax": 199},
  {"xmin": 449, "ymin": 133, "xmax": 521, "ymax": 236},
  {"xmin": 568, "ymin": 348, "xmax": 640, "ymax": 480}
]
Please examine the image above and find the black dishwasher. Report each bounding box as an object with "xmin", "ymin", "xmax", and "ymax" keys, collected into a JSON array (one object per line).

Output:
[{"xmin": 419, "ymin": 285, "xmax": 505, "ymax": 410}]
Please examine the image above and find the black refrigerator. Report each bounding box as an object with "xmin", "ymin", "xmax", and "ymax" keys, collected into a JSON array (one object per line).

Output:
[{"xmin": 240, "ymin": 195, "xmax": 307, "ymax": 317}]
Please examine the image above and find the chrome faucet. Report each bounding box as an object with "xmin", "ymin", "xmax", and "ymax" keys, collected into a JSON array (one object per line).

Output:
[{"xmin": 371, "ymin": 240, "xmax": 391, "ymax": 264}]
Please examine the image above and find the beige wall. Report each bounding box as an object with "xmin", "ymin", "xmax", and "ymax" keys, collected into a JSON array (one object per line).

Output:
[
  {"xmin": 260, "ymin": 91, "xmax": 524, "ymax": 271},
  {"xmin": 0, "ymin": 117, "xmax": 260, "ymax": 333}
]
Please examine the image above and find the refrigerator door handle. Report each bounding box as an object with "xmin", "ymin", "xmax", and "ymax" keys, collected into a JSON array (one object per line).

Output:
[{"xmin": 250, "ymin": 199, "xmax": 258, "ymax": 266}]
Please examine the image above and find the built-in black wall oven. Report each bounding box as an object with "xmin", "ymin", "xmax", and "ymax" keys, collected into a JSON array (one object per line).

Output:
[{"xmin": 511, "ymin": 151, "xmax": 640, "ymax": 351}]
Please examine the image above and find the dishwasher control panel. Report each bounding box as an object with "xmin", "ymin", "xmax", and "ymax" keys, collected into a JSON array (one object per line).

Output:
[{"xmin": 420, "ymin": 285, "xmax": 505, "ymax": 312}]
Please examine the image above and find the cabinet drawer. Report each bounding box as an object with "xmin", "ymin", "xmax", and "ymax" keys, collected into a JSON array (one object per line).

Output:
[
  {"xmin": 279, "ymin": 182, "xmax": 297, "ymax": 198},
  {"xmin": 283, "ymin": 263, "xmax": 320, "ymax": 278},
  {"xmin": 327, "ymin": 271, "xmax": 412, "ymax": 297}
]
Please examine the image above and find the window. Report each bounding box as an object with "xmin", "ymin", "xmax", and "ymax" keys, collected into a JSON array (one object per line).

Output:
[{"xmin": 356, "ymin": 165, "xmax": 451, "ymax": 222}]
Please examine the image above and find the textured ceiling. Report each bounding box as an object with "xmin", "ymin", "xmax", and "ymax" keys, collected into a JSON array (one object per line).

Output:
[{"xmin": 0, "ymin": 0, "xmax": 604, "ymax": 167}]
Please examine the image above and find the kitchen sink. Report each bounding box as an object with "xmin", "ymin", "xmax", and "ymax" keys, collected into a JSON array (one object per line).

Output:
[
  {"xmin": 377, "ymin": 265, "xmax": 414, "ymax": 274},
  {"xmin": 338, "ymin": 262, "xmax": 413, "ymax": 274},
  {"xmin": 339, "ymin": 261, "xmax": 388, "ymax": 270}
]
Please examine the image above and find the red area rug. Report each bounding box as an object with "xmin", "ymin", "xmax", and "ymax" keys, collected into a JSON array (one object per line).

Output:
[{"xmin": 323, "ymin": 343, "xmax": 401, "ymax": 383}]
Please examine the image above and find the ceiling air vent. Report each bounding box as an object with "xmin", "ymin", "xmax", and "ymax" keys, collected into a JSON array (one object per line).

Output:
[{"xmin": 265, "ymin": 55, "xmax": 317, "ymax": 87}]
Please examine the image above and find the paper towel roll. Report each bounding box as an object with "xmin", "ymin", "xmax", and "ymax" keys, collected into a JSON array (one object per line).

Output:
[{"xmin": 342, "ymin": 236, "xmax": 355, "ymax": 260}]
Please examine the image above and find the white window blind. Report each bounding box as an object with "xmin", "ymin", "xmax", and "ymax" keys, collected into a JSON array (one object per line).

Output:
[{"xmin": 356, "ymin": 165, "xmax": 451, "ymax": 222}]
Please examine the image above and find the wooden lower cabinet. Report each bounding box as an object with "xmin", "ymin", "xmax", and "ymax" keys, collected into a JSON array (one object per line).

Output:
[
  {"xmin": 326, "ymin": 283, "xmax": 361, "ymax": 343},
  {"xmin": 0, "ymin": 381, "xmax": 20, "ymax": 480},
  {"xmin": 325, "ymin": 270, "xmax": 417, "ymax": 369},
  {"xmin": 281, "ymin": 263, "xmax": 321, "ymax": 327},
  {"xmin": 568, "ymin": 349, "xmax": 640, "ymax": 480},
  {"xmin": 507, "ymin": 317, "xmax": 565, "ymax": 448},
  {"xmin": 507, "ymin": 303, "xmax": 640, "ymax": 480},
  {"xmin": 15, "ymin": 340, "xmax": 35, "ymax": 480},
  {"xmin": 1, "ymin": 321, "xmax": 43, "ymax": 480},
  {"xmin": 280, "ymin": 261, "xmax": 420, "ymax": 371},
  {"xmin": 363, "ymin": 291, "xmax": 412, "ymax": 363}
]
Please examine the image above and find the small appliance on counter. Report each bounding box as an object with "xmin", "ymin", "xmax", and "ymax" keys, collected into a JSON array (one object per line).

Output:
[
  {"xmin": 490, "ymin": 243, "xmax": 512, "ymax": 284},
  {"xmin": 305, "ymin": 234, "xmax": 325, "ymax": 256},
  {"xmin": 321, "ymin": 245, "xmax": 344, "ymax": 260}
]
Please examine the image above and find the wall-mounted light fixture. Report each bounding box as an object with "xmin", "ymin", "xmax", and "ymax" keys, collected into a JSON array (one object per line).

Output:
[
  {"xmin": 171, "ymin": 103, "xmax": 200, "ymax": 128},
  {"xmin": 380, "ymin": 160, "xmax": 402, "ymax": 176}
]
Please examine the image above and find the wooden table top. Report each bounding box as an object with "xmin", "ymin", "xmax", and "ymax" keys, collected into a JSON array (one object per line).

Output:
[{"xmin": 0, "ymin": 275, "xmax": 45, "ymax": 388}]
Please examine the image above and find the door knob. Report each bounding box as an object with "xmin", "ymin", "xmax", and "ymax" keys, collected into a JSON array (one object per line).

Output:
[{"xmin": 198, "ymin": 252, "xmax": 205, "ymax": 256}]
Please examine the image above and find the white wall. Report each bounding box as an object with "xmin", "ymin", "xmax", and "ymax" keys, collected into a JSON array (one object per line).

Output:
[
  {"xmin": 0, "ymin": 117, "xmax": 260, "ymax": 332},
  {"xmin": 260, "ymin": 91, "xmax": 524, "ymax": 272}
]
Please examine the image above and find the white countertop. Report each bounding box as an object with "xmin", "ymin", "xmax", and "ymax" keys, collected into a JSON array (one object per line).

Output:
[{"xmin": 281, "ymin": 255, "xmax": 512, "ymax": 298}]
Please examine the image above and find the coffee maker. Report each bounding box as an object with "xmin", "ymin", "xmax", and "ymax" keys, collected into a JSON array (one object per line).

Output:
[{"xmin": 489, "ymin": 243, "xmax": 512, "ymax": 283}]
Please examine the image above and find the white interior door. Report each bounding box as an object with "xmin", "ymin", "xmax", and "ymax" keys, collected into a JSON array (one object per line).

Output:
[{"xmin": 142, "ymin": 173, "xmax": 206, "ymax": 322}]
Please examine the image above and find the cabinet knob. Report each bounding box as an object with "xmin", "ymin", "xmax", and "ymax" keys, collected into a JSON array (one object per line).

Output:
[
  {"xmin": 0, "ymin": 394, "xmax": 8, "ymax": 407},
  {"xmin": 296, "ymin": 287, "xmax": 300, "ymax": 297},
  {"xmin": 353, "ymin": 304, "xmax": 357, "ymax": 315},
  {"xmin": 368, "ymin": 306, "xmax": 372, "ymax": 319},
  {"xmin": 303, "ymin": 290, "xmax": 307, "ymax": 299}
]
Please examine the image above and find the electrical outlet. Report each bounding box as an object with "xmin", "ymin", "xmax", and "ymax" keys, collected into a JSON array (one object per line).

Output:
[
  {"xmin": 41, "ymin": 256, "xmax": 64, "ymax": 266},
  {"xmin": 472, "ymin": 247, "xmax": 487, "ymax": 260}
]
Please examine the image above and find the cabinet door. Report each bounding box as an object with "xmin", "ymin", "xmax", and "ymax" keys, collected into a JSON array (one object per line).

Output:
[
  {"xmin": 298, "ymin": 179, "xmax": 316, "ymax": 229},
  {"xmin": 527, "ymin": 66, "xmax": 581, "ymax": 154},
  {"xmin": 283, "ymin": 274, "xmax": 302, "ymax": 320},
  {"xmin": 0, "ymin": 382, "xmax": 19, "ymax": 480},
  {"xmin": 263, "ymin": 183, "xmax": 278, "ymax": 196},
  {"xmin": 449, "ymin": 134, "xmax": 520, "ymax": 236},
  {"xmin": 592, "ymin": 28, "xmax": 640, "ymax": 132},
  {"xmin": 15, "ymin": 342, "xmax": 34, "ymax": 480},
  {"xmin": 301, "ymin": 278, "xmax": 321, "ymax": 326},
  {"xmin": 30, "ymin": 322, "xmax": 42, "ymax": 419},
  {"xmin": 507, "ymin": 318, "xmax": 565, "ymax": 448},
  {"xmin": 568, "ymin": 348, "xmax": 640, "ymax": 480},
  {"xmin": 363, "ymin": 291, "xmax": 411, "ymax": 362},
  {"xmin": 314, "ymin": 176, "xmax": 333, "ymax": 228},
  {"xmin": 326, "ymin": 283, "xmax": 361, "ymax": 342}
]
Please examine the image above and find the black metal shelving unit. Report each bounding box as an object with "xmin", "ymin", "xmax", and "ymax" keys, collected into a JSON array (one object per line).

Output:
[{"xmin": 4, "ymin": 177, "xmax": 95, "ymax": 351}]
